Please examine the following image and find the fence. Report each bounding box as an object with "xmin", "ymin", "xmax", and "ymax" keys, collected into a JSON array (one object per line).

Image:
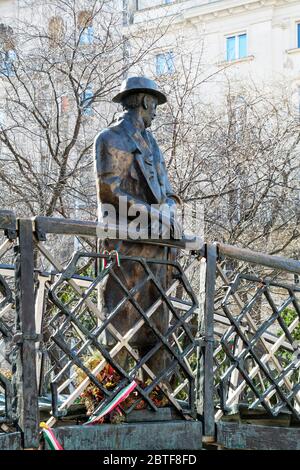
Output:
[{"xmin": 0, "ymin": 211, "xmax": 299, "ymax": 449}]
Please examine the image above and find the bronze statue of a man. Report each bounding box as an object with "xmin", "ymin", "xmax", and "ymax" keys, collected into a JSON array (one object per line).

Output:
[{"xmin": 94, "ymin": 76, "xmax": 181, "ymax": 376}]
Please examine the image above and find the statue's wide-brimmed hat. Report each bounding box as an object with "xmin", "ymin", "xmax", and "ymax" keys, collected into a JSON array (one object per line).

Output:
[{"xmin": 112, "ymin": 76, "xmax": 167, "ymax": 105}]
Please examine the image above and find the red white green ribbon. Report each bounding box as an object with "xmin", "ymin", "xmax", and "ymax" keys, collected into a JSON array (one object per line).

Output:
[
  {"xmin": 85, "ymin": 380, "xmax": 137, "ymax": 425},
  {"xmin": 100, "ymin": 250, "xmax": 121, "ymax": 271},
  {"xmin": 111, "ymin": 250, "xmax": 120, "ymax": 267},
  {"xmin": 41, "ymin": 426, "xmax": 64, "ymax": 450}
]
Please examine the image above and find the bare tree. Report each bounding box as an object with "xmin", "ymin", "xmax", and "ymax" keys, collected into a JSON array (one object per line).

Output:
[
  {"xmin": 153, "ymin": 57, "xmax": 300, "ymax": 258},
  {"xmin": 0, "ymin": 0, "xmax": 168, "ymax": 219}
]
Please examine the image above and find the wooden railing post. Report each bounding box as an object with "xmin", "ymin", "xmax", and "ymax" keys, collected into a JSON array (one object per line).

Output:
[
  {"xmin": 13, "ymin": 218, "xmax": 39, "ymax": 449},
  {"xmin": 197, "ymin": 243, "xmax": 216, "ymax": 441}
]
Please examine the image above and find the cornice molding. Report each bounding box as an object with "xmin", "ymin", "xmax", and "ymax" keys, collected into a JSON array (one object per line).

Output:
[
  {"xmin": 181, "ymin": 0, "xmax": 298, "ymax": 23},
  {"xmin": 131, "ymin": 0, "xmax": 300, "ymax": 31}
]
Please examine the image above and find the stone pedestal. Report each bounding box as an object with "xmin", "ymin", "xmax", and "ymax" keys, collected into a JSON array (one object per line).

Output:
[{"xmin": 45, "ymin": 421, "xmax": 203, "ymax": 450}]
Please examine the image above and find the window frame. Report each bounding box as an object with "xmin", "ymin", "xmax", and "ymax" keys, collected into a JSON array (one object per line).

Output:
[
  {"xmin": 48, "ymin": 16, "xmax": 64, "ymax": 47},
  {"xmin": 225, "ymin": 31, "xmax": 248, "ymax": 62},
  {"xmin": 291, "ymin": 83, "xmax": 300, "ymax": 119},
  {"xmin": 78, "ymin": 10, "xmax": 94, "ymax": 46},
  {"xmin": 79, "ymin": 25, "xmax": 94, "ymax": 45},
  {"xmin": 0, "ymin": 49, "xmax": 16, "ymax": 77},
  {"xmin": 80, "ymin": 85, "xmax": 94, "ymax": 116},
  {"xmin": 155, "ymin": 50, "xmax": 175, "ymax": 76}
]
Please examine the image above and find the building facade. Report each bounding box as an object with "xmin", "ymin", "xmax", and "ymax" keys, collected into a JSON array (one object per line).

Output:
[{"xmin": 127, "ymin": 0, "xmax": 300, "ymax": 105}]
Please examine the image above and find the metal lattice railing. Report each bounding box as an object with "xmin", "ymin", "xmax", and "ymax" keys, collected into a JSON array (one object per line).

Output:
[
  {"xmin": 1, "ymin": 211, "xmax": 300, "ymax": 449},
  {"xmin": 37, "ymin": 248, "xmax": 200, "ymax": 424},
  {"xmin": 212, "ymin": 244, "xmax": 300, "ymax": 423},
  {"xmin": 0, "ymin": 211, "xmax": 17, "ymax": 431}
]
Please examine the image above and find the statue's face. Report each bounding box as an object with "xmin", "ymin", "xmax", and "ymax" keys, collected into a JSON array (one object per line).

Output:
[{"xmin": 142, "ymin": 94, "xmax": 158, "ymax": 128}]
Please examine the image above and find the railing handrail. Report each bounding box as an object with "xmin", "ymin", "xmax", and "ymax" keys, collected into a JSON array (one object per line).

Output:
[
  {"xmin": 217, "ymin": 242, "xmax": 300, "ymax": 275},
  {"xmin": 33, "ymin": 215, "xmax": 203, "ymax": 251},
  {"xmin": 33, "ymin": 215, "xmax": 300, "ymax": 274},
  {"xmin": 0, "ymin": 211, "xmax": 297, "ymax": 274}
]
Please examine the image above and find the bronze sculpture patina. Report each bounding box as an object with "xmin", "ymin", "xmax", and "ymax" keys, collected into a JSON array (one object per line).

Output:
[{"xmin": 94, "ymin": 76, "xmax": 181, "ymax": 376}]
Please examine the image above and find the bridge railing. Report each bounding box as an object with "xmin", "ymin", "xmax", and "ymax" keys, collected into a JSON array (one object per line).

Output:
[
  {"xmin": 0, "ymin": 210, "xmax": 299, "ymax": 449},
  {"xmin": 211, "ymin": 243, "xmax": 300, "ymax": 426},
  {"xmin": 32, "ymin": 216, "xmax": 202, "ymax": 431},
  {"xmin": 0, "ymin": 211, "xmax": 17, "ymax": 426}
]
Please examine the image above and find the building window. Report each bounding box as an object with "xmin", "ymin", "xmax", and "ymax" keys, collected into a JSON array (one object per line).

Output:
[
  {"xmin": 78, "ymin": 11, "xmax": 94, "ymax": 45},
  {"xmin": 292, "ymin": 85, "xmax": 300, "ymax": 118},
  {"xmin": 297, "ymin": 23, "xmax": 300, "ymax": 48},
  {"xmin": 48, "ymin": 17, "xmax": 64, "ymax": 47},
  {"xmin": 297, "ymin": 86, "xmax": 300, "ymax": 117},
  {"xmin": 60, "ymin": 94, "xmax": 69, "ymax": 114},
  {"xmin": 232, "ymin": 95, "xmax": 246, "ymax": 142},
  {"xmin": 226, "ymin": 33, "xmax": 247, "ymax": 61},
  {"xmin": 156, "ymin": 51, "xmax": 175, "ymax": 75},
  {"xmin": 0, "ymin": 24, "xmax": 16, "ymax": 77},
  {"xmin": 80, "ymin": 85, "xmax": 94, "ymax": 116},
  {"xmin": 0, "ymin": 109, "xmax": 5, "ymax": 129},
  {"xmin": 0, "ymin": 49, "xmax": 16, "ymax": 77}
]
